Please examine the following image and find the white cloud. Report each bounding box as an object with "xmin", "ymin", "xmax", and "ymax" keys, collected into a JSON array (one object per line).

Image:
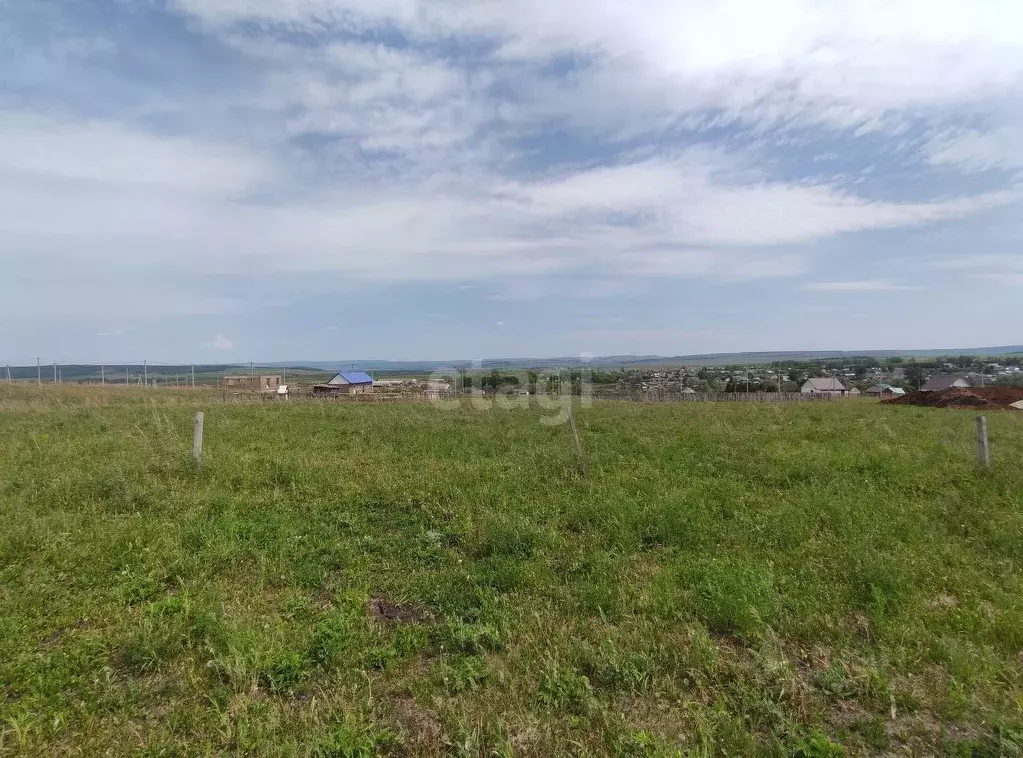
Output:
[
  {"xmin": 922, "ymin": 254, "xmax": 1023, "ymax": 271},
  {"xmin": 209, "ymin": 334, "xmax": 235, "ymax": 350},
  {"xmin": 970, "ymin": 272, "xmax": 1023, "ymax": 286},
  {"xmin": 503, "ymin": 152, "xmax": 1016, "ymax": 248},
  {"xmin": 0, "ymin": 114, "xmax": 272, "ymax": 195},
  {"xmin": 927, "ymin": 126, "xmax": 1023, "ymax": 172},
  {"xmin": 172, "ymin": 0, "xmax": 1023, "ymax": 134},
  {"xmin": 1, "ymin": 113, "xmax": 1013, "ymax": 292},
  {"xmin": 4, "ymin": 0, "xmax": 1023, "ymax": 358},
  {"xmin": 801, "ymin": 280, "xmax": 925, "ymax": 292}
]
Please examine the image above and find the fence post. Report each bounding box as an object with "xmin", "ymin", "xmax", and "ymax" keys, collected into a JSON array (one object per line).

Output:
[
  {"xmin": 193, "ymin": 411, "xmax": 205, "ymax": 464},
  {"xmin": 568, "ymin": 406, "xmax": 588, "ymax": 477},
  {"xmin": 976, "ymin": 415, "xmax": 990, "ymax": 468}
]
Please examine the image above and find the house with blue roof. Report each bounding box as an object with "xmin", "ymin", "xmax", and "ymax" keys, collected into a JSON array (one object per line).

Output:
[{"xmin": 313, "ymin": 370, "xmax": 375, "ymax": 396}]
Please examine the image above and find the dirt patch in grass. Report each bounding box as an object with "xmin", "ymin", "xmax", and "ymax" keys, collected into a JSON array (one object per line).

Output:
[
  {"xmin": 38, "ymin": 618, "xmax": 89, "ymax": 649},
  {"xmin": 394, "ymin": 695, "xmax": 443, "ymax": 754},
  {"xmin": 367, "ymin": 596, "xmax": 430, "ymax": 625}
]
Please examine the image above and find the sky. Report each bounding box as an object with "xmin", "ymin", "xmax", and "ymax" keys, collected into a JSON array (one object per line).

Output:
[{"xmin": 1, "ymin": 0, "xmax": 1022, "ymax": 363}]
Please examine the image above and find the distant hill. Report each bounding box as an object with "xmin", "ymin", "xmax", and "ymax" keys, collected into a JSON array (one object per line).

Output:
[
  {"xmin": 273, "ymin": 346, "xmax": 1023, "ymax": 371},
  {"xmin": 6, "ymin": 346, "xmax": 1022, "ymax": 380}
]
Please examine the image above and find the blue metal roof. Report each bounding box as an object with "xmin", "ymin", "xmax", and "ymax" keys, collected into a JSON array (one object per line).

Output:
[{"xmin": 329, "ymin": 370, "xmax": 373, "ymax": 385}]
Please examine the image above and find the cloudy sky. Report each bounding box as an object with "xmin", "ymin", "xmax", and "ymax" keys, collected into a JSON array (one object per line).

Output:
[{"xmin": 2, "ymin": 0, "xmax": 1022, "ymax": 363}]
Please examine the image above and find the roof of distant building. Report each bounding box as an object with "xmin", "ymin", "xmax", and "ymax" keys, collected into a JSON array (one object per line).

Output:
[
  {"xmin": 921, "ymin": 374, "xmax": 970, "ymax": 391},
  {"xmin": 803, "ymin": 377, "xmax": 847, "ymax": 391},
  {"xmin": 328, "ymin": 371, "xmax": 374, "ymax": 385}
]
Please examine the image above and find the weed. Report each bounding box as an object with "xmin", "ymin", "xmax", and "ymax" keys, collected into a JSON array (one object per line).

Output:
[
  {"xmin": 312, "ymin": 714, "xmax": 394, "ymax": 757},
  {"xmin": 578, "ymin": 639, "xmax": 650, "ymax": 694},
  {"xmin": 792, "ymin": 730, "xmax": 846, "ymax": 757},
  {"xmin": 537, "ymin": 659, "xmax": 597, "ymax": 716}
]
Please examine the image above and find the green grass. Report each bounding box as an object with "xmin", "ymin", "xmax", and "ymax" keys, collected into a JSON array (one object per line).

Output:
[{"xmin": 1, "ymin": 386, "xmax": 1022, "ymax": 756}]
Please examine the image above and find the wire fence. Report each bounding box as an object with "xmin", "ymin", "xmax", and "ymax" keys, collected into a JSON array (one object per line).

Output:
[{"xmin": 0, "ymin": 360, "xmax": 322, "ymax": 388}]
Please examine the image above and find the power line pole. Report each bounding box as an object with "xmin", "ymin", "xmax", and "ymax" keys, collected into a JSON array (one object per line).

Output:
[
  {"xmin": 37, "ymin": 358, "xmax": 41, "ymax": 386},
  {"xmin": 191, "ymin": 365, "xmax": 195, "ymax": 389},
  {"xmin": 101, "ymin": 364, "xmax": 105, "ymax": 385},
  {"xmin": 5, "ymin": 365, "xmax": 11, "ymax": 383},
  {"xmin": 143, "ymin": 360, "xmax": 147, "ymax": 387},
  {"xmin": 53, "ymin": 361, "xmax": 57, "ymax": 384}
]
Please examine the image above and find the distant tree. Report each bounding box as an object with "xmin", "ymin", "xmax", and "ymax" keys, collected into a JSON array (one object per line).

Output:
[{"xmin": 904, "ymin": 365, "xmax": 926, "ymax": 390}]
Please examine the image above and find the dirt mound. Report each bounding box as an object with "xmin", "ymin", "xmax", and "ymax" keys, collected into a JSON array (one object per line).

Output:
[{"xmin": 885, "ymin": 387, "xmax": 1023, "ymax": 410}]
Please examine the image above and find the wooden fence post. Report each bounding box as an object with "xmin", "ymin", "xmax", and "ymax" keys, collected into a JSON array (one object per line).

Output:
[
  {"xmin": 193, "ymin": 411, "xmax": 204, "ymax": 464},
  {"xmin": 976, "ymin": 415, "xmax": 990, "ymax": 468},
  {"xmin": 568, "ymin": 406, "xmax": 587, "ymax": 477}
]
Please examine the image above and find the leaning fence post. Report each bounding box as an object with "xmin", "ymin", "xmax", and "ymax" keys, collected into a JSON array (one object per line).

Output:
[
  {"xmin": 976, "ymin": 415, "xmax": 990, "ymax": 468},
  {"xmin": 193, "ymin": 411, "xmax": 205, "ymax": 464}
]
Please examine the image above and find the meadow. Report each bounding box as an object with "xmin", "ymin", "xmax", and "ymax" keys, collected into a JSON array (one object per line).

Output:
[{"xmin": 0, "ymin": 386, "xmax": 1021, "ymax": 756}]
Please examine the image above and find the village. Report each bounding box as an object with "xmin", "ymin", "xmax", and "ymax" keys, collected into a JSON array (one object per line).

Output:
[{"xmin": 212, "ymin": 356, "xmax": 1023, "ymax": 403}]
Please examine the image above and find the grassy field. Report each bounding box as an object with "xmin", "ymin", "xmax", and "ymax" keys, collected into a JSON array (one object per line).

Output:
[{"xmin": 1, "ymin": 387, "xmax": 1021, "ymax": 756}]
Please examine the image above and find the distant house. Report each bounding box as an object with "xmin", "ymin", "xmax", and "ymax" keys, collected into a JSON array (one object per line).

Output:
[
  {"xmin": 223, "ymin": 375, "xmax": 282, "ymax": 392},
  {"xmin": 422, "ymin": 381, "xmax": 453, "ymax": 398},
  {"xmin": 313, "ymin": 371, "xmax": 375, "ymax": 396},
  {"xmin": 800, "ymin": 377, "xmax": 855, "ymax": 396},
  {"xmin": 864, "ymin": 384, "xmax": 906, "ymax": 398},
  {"xmin": 680, "ymin": 387, "xmax": 697, "ymax": 395},
  {"xmin": 920, "ymin": 374, "xmax": 971, "ymax": 392}
]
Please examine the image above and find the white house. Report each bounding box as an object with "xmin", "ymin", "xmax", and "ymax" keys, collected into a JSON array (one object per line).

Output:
[{"xmin": 801, "ymin": 377, "xmax": 854, "ymax": 396}]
